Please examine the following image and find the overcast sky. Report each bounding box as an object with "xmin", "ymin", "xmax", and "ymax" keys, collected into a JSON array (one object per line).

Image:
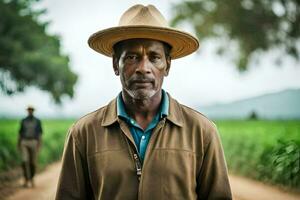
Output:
[{"xmin": 1, "ymin": 0, "xmax": 299, "ymax": 118}]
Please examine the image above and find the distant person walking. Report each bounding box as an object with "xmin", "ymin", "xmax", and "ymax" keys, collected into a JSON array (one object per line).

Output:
[{"xmin": 18, "ymin": 106, "xmax": 43, "ymax": 188}]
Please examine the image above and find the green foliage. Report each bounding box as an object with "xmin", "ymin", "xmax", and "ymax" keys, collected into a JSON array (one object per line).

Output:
[
  {"xmin": 171, "ymin": 0, "xmax": 300, "ymax": 71},
  {"xmin": 259, "ymin": 140, "xmax": 300, "ymax": 187},
  {"xmin": 0, "ymin": 120, "xmax": 20, "ymax": 170},
  {"xmin": 217, "ymin": 120, "xmax": 300, "ymax": 189},
  {"xmin": 0, "ymin": 0, "xmax": 78, "ymax": 103},
  {"xmin": 0, "ymin": 119, "xmax": 74, "ymax": 172}
]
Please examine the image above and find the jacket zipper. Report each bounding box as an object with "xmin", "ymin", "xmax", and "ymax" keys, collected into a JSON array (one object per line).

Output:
[
  {"xmin": 124, "ymin": 137, "xmax": 143, "ymax": 181},
  {"xmin": 120, "ymin": 118, "xmax": 166, "ymax": 199},
  {"xmin": 133, "ymin": 153, "xmax": 142, "ymax": 181},
  {"xmin": 119, "ymin": 120, "xmax": 143, "ymax": 182}
]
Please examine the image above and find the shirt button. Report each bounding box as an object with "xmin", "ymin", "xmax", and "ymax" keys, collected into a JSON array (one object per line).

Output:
[
  {"xmin": 141, "ymin": 135, "xmax": 145, "ymax": 140},
  {"xmin": 130, "ymin": 119, "xmax": 134, "ymax": 124}
]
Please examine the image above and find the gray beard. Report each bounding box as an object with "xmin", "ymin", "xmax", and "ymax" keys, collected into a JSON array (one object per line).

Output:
[{"xmin": 124, "ymin": 88, "xmax": 156, "ymax": 100}]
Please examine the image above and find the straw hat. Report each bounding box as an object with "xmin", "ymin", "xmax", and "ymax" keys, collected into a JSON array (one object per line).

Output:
[
  {"xmin": 88, "ymin": 4, "xmax": 199, "ymax": 59},
  {"xmin": 27, "ymin": 105, "xmax": 35, "ymax": 111}
]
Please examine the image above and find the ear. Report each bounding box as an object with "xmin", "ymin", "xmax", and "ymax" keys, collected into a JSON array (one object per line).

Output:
[
  {"xmin": 112, "ymin": 55, "xmax": 119, "ymax": 76},
  {"xmin": 164, "ymin": 55, "xmax": 171, "ymax": 76}
]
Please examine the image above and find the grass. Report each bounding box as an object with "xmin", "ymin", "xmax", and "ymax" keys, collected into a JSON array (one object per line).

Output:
[
  {"xmin": 216, "ymin": 120, "xmax": 300, "ymax": 189},
  {"xmin": 0, "ymin": 119, "xmax": 74, "ymax": 171}
]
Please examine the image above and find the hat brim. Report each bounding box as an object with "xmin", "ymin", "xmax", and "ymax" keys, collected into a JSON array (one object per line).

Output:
[{"xmin": 88, "ymin": 26, "xmax": 199, "ymax": 59}]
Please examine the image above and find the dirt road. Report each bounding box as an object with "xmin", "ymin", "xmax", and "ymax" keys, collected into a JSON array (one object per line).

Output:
[
  {"xmin": 5, "ymin": 163, "xmax": 59, "ymax": 200},
  {"xmin": 4, "ymin": 162, "xmax": 300, "ymax": 200}
]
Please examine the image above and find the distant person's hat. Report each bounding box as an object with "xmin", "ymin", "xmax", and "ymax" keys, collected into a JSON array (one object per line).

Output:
[
  {"xmin": 27, "ymin": 106, "xmax": 35, "ymax": 111},
  {"xmin": 88, "ymin": 4, "xmax": 199, "ymax": 59}
]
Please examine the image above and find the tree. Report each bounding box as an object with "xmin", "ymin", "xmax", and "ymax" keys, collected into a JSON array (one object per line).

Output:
[
  {"xmin": 171, "ymin": 0, "xmax": 300, "ymax": 71},
  {"xmin": 248, "ymin": 110, "xmax": 258, "ymax": 120},
  {"xmin": 0, "ymin": 0, "xmax": 77, "ymax": 103}
]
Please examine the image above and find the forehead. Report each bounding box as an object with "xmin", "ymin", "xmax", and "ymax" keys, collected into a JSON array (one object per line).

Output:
[{"xmin": 116, "ymin": 39, "xmax": 165, "ymax": 53}]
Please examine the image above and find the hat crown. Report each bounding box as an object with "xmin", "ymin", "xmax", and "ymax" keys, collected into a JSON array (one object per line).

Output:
[
  {"xmin": 118, "ymin": 4, "xmax": 168, "ymax": 27},
  {"xmin": 27, "ymin": 105, "xmax": 35, "ymax": 110},
  {"xmin": 88, "ymin": 4, "xmax": 199, "ymax": 59}
]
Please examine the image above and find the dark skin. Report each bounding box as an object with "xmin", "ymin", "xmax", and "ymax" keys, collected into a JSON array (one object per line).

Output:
[{"xmin": 113, "ymin": 39, "xmax": 171, "ymax": 130}]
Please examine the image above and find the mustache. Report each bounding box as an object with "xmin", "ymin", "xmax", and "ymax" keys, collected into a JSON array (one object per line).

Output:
[{"xmin": 128, "ymin": 75, "xmax": 155, "ymax": 83}]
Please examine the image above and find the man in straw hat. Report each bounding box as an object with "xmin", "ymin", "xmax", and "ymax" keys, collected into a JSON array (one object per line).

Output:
[
  {"xmin": 18, "ymin": 105, "xmax": 43, "ymax": 188},
  {"xmin": 56, "ymin": 4, "xmax": 232, "ymax": 200}
]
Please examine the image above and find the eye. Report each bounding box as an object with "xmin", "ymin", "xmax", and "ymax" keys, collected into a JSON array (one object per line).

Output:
[
  {"xmin": 125, "ymin": 54, "xmax": 138, "ymax": 62},
  {"xmin": 150, "ymin": 55, "xmax": 162, "ymax": 62}
]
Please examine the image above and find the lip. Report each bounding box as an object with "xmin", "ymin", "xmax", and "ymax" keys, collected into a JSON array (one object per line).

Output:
[
  {"xmin": 132, "ymin": 80, "xmax": 152, "ymax": 87},
  {"xmin": 133, "ymin": 82, "xmax": 151, "ymax": 85},
  {"xmin": 132, "ymin": 79, "xmax": 152, "ymax": 83},
  {"xmin": 134, "ymin": 81, "xmax": 151, "ymax": 83}
]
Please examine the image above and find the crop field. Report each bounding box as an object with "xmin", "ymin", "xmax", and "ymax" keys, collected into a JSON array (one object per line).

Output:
[
  {"xmin": 0, "ymin": 119, "xmax": 74, "ymax": 171},
  {"xmin": 0, "ymin": 119, "xmax": 299, "ymax": 189},
  {"xmin": 216, "ymin": 120, "xmax": 300, "ymax": 189}
]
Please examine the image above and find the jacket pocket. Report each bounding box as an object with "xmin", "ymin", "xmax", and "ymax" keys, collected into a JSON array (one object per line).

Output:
[
  {"xmin": 150, "ymin": 149, "xmax": 197, "ymax": 200},
  {"xmin": 87, "ymin": 149, "xmax": 138, "ymax": 200}
]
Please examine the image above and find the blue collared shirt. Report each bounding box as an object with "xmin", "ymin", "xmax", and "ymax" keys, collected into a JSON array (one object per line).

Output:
[{"xmin": 117, "ymin": 90, "xmax": 169, "ymax": 162}]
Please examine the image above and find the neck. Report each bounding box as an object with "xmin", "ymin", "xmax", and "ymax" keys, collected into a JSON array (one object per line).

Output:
[{"xmin": 122, "ymin": 90, "xmax": 162, "ymax": 129}]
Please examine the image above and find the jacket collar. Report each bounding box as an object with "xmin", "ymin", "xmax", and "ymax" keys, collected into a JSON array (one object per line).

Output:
[
  {"xmin": 101, "ymin": 92, "xmax": 183, "ymax": 127},
  {"xmin": 166, "ymin": 93, "xmax": 183, "ymax": 127},
  {"xmin": 101, "ymin": 98, "xmax": 118, "ymax": 126}
]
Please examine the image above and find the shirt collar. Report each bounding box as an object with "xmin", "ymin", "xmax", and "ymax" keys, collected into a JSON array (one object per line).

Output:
[
  {"xmin": 160, "ymin": 89, "xmax": 169, "ymax": 118},
  {"xmin": 117, "ymin": 89, "xmax": 169, "ymax": 121},
  {"xmin": 101, "ymin": 91, "xmax": 182, "ymax": 127},
  {"xmin": 117, "ymin": 93, "xmax": 128, "ymax": 120}
]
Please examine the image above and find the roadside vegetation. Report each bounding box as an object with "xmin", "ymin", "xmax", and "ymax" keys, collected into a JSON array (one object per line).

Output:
[
  {"xmin": 217, "ymin": 120, "xmax": 300, "ymax": 189},
  {"xmin": 0, "ymin": 119, "xmax": 74, "ymax": 171}
]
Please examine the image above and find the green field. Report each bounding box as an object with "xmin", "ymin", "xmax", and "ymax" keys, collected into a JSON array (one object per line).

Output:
[
  {"xmin": 216, "ymin": 120, "xmax": 300, "ymax": 189},
  {"xmin": 0, "ymin": 119, "xmax": 74, "ymax": 171},
  {"xmin": 0, "ymin": 119, "xmax": 299, "ymax": 189}
]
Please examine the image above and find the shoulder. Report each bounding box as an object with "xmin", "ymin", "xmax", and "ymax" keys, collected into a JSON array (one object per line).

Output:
[
  {"xmin": 33, "ymin": 117, "xmax": 42, "ymax": 123},
  {"xmin": 21, "ymin": 117, "xmax": 30, "ymax": 123},
  {"xmin": 180, "ymin": 103, "xmax": 216, "ymax": 129},
  {"xmin": 169, "ymin": 96, "xmax": 217, "ymax": 132},
  {"xmin": 170, "ymin": 97, "xmax": 218, "ymax": 144},
  {"xmin": 66, "ymin": 100, "xmax": 116, "ymax": 150},
  {"xmin": 177, "ymin": 101, "xmax": 221, "ymax": 151},
  {"xmin": 72, "ymin": 106, "xmax": 106, "ymax": 131},
  {"xmin": 69, "ymin": 99, "xmax": 116, "ymax": 137}
]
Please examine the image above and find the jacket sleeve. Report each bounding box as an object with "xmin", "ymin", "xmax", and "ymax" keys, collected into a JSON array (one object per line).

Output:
[
  {"xmin": 196, "ymin": 127, "xmax": 232, "ymax": 200},
  {"xmin": 19, "ymin": 119, "xmax": 24, "ymax": 137},
  {"xmin": 37, "ymin": 119, "xmax": 43, "ymax": 135},
  {"xmin": 55, "ymin": 127, "xmax": 94, "ymax": 200}
]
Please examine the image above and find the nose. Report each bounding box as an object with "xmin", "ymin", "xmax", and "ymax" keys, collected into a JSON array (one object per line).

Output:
[{"xmin": 135, "ymin": 56, "xmax": 151, "ymax": 74}]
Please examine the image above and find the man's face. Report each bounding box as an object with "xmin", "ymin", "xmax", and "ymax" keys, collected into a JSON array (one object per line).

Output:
[
  {"xmin": 113, "ymin": 39, "xmax": 171, "ymax": 100},
  {"xmin": 27, "ymin": 109, "xmax": 34, "ymax": 116}
]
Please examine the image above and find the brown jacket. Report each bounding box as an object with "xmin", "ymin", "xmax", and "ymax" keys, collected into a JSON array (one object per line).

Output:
[{"xmin": 55, "ymin": 95, "xmax": 232, "ymax": 200}]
